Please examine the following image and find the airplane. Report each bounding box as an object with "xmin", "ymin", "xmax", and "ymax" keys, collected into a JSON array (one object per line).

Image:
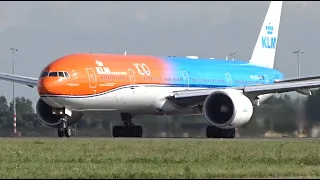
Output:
[{"xmin": 1, "ymin": 1, "xmax": 320, "ymax": 138}]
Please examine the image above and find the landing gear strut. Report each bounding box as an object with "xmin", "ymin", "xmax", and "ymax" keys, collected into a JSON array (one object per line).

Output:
[
  {"xmin": 53, "ymin": 107, "xmax": 72, "ymax": 138},
  {"xmin": 112, "ymin": 113, "xmax": 143, "ymax": 137},
  {"xmin": 206, "ymin": 126, "xmax": 235, "ymax": 138}
]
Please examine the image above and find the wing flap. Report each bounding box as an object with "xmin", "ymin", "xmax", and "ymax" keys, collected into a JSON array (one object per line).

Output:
[
  {"xmin": 0, "ymin": 72, "xmax": 38, "ymax": 87},
  {"xmin": 277, "ymin": 75, "xmax": 320, "ymax": 83},
  {"xmin": 244, "ymin": 79, "xmax": 320, "ymax": 94}
]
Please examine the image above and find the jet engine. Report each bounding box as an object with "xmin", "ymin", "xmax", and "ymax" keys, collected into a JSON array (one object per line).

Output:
[
  {"xmin": 36, "ymin": 98, "xmax": 83, "ymax": 128},
  {"xmin": 203, "ymin": 89, "xmax": 253, "ymax": 129}
]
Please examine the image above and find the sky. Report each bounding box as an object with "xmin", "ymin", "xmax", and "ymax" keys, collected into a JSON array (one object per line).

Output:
[{"xmin": 0, "ymin": 1, "xmax": 318, "ymax": 107}]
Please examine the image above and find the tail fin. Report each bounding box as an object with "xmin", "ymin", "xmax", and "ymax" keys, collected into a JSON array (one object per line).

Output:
[{"xmin": 249, "ymin": 1, "xmax": 283, "ymax": 69}]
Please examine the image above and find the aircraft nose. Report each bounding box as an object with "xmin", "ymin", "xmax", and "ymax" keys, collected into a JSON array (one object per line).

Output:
[{"xmin": 38, "ymin": 77, "xmax": 63, "ymax": 95}]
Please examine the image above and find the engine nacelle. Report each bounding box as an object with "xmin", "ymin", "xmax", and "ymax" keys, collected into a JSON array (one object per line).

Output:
[
  {"xmin": 36, "ymin": 98, "xmax": 83, "ymax": 128},
  {"xmin": 203, "ymin": 89, "xmax": 253, "ymax": 129}
]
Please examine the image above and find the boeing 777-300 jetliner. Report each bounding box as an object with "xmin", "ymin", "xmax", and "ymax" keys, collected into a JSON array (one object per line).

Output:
[{"xmin": 1, "ymin": 1, "xmax": 319, "ymax": 138}]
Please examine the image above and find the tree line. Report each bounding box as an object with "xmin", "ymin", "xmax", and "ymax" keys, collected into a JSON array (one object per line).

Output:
[{"xmin": 1, "ymin": 89, "xmax": 320, "ymax": 137}]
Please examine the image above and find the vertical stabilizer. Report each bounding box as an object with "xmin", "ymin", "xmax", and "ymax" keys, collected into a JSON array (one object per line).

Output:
[{"xmin": 249, "ymin": 1, "xmax": 283, "ymax": 68}]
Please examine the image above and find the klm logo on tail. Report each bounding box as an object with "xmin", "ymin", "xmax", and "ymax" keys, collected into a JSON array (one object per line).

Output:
[
  {"xmin": 261, "ymin": 23, "xmax": 277, "ymax": 49},
  {"xmin": 266, "ymin": 24, "xmax": 274, "ymax": 34}
]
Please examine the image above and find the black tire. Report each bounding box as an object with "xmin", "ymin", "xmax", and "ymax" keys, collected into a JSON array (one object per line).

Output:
[
  {"xmin": 206, "ymin": 126, "xmax": 235, "ymax": 138},
  {"xmin": 227, "ymin": 128, "xmax": 236, "ymax": 138},
  {"xmin": 123, "ymin": 126, "xmax": 133, "ymax": 137},
  {"xmin": 112, "ymin": 126, "xmax": 122, "ymax": 137},
  {"xmin": 64, "ymin": 126, "xmax": 72, "ymax": 137},
  {"xmin": 58, "ymin": 127, "xmax": 64, "ymax": 137},
  {"xmin": 133, "ymin": 126, "xmax": 143, "ymax": 137},
  {"xmin": 206, "ymin": 126, "xmax": 213, "ymax": 138},
  {"xmin": 113, "ymin": 125, "xmax": 143, "ymax": 137}
]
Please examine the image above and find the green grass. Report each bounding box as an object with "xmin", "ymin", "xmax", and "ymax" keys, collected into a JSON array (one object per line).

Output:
[{"xmin": 0, "ymin": 138, "xmax": 320, "ymax": 178}]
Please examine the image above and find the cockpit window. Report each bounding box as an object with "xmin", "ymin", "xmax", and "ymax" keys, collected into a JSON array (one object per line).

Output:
[
  {"xmin": 41, "ymin": 71, "xmax": 70, "ymax": 78},
  {"xmin": 49, "ymin": 72, "xmax": 58, "ymax": 77},
  {"xmin": 41, "ymin": 72, "xmax": 49, "ymax": 77},
  {"xmin": 64, "ymin": 72, "xmax": 70, "ymax": 78},
  {"xmin": 58, "ymin": 72, "xmax": 64, "ymax": 77}
]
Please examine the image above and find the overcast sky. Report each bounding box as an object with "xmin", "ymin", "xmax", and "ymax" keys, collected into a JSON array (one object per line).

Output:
[{"xmin": 0, "ymin": 1, "xmax": 318, "ymax": 106}]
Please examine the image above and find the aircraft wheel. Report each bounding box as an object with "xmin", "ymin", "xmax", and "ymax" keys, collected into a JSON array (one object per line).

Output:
[
  {"xmin": 58, "ymin": 127, "xmax": 65, "ymax": 137},
  {"xmin": 65, "ymin": 126, "xmax": 72, "ymax": 137},
  {"xmin": 206, "ymin": 126, "xmax": 235, "ymax": 138},
  {"xmin": 133, "ymin": 126, "xmax": 143, "ymax": 137},
  {"xmin": 112, "ymin": 126, "xmax": 143, "ymax": 137},
  {"xmin": 113, "ymin": 126, "xmax": 122, "ymax": 137}
]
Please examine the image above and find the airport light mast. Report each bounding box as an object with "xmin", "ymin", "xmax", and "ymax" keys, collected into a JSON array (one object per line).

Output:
[
  {"xmin": 293, "ymin": 50, "xmax": 303, "ymax": 77},
  {"xmin": 10, "ymin": 47, "xmax": 18, "ymax": 137},
  {"xmin": 293, "ymin": 49, "xmax": 306, "ymax": 137}
]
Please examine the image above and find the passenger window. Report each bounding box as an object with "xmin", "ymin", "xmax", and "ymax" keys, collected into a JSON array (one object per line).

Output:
[
  {"xmin": 58, "ymin": 72, "xmax": 64, "ymax": 77},
  {"xmin": 64, "ymin": 72, "xmax": 70, "ymax": 78},
  {"xmin": 49, "ymin": 72, "xmax": 58, "ymax": 77}
]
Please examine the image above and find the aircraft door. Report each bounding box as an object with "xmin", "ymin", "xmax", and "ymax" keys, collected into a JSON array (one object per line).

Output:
[
  {"xmin": 128, "ymin": 69, "xmax": 135, "ymax": 85},
  {"xmin": 86, "ymin": 68, "xmax": 97, "ymax": 91},
  {"xmin": 182, "ymin": 71, "xmax": 190, "ymax": 88},
  {"xmin": 264, "ymin": 75, "xmax": 269, "ymax": 84},
  {"xmin": 225, "ymin": 73, "xmax": 232, "ymax": 87}
]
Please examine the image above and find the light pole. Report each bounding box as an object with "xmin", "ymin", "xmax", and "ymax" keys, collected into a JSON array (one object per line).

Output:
[
  {"xmin": 293, "ymin": 50, "xmax": 304, "ymax": 77},
  {"xmin": 10, "ymin": 48, "xmax": 18, "ymax": 137},
  {"xmin": 293, "ymin": 49, "xmax": 305, "ymax": 136}
]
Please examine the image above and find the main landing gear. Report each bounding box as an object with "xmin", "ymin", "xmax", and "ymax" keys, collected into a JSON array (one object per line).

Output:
[
  {"xmin": 53, "ymin": 108, "xmax": 73, "ymax": 138},
  {"xmin": 112, "ymin": 113, "xmax": 143, "ymax": 137},
  {"xmin": 206, "ymin": 126, "xmax": 235, "ymax": 138}
]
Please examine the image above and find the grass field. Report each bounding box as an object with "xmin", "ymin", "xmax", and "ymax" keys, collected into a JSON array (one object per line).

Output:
[{"xmin": 0, "ymin": 138, "xmax": 320, "ymax": 178}]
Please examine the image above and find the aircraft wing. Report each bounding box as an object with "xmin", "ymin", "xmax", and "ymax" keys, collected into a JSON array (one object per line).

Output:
[
  {"xmin": 0, "ymin": 72, "xmax": 38, "ymax": 88},
  {"xmin": 278, "ymin": 75, "xmax": 320, "ymax": 83},
  {"xmin": 167, "ymin": 79, "xmax": 320, "ymax": 106}
]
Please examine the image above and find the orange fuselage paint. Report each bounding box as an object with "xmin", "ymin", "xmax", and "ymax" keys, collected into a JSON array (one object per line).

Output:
[{"xmin": 37, "ymin": 53, "xmax": 169, "ymax": 96}]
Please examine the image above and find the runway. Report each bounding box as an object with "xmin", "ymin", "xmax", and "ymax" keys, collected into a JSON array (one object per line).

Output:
[{"xmin": 1, "ymin": 137, "xmax": 319, "ymax": 141}]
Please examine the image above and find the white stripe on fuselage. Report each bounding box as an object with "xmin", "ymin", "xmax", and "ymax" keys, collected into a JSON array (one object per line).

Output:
[
  {"xmin": 40, "ymin": 85, "xmax": 273, "ymax": 115},
  {"xmin": 40, "ymin": 85, "xmax": 205, "ymax": 114}
]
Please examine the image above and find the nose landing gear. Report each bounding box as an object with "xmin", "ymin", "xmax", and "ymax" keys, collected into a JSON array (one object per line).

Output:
[{"xmin": 53, "ymin": 107, "xmax": 73, "ymax": 138}]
